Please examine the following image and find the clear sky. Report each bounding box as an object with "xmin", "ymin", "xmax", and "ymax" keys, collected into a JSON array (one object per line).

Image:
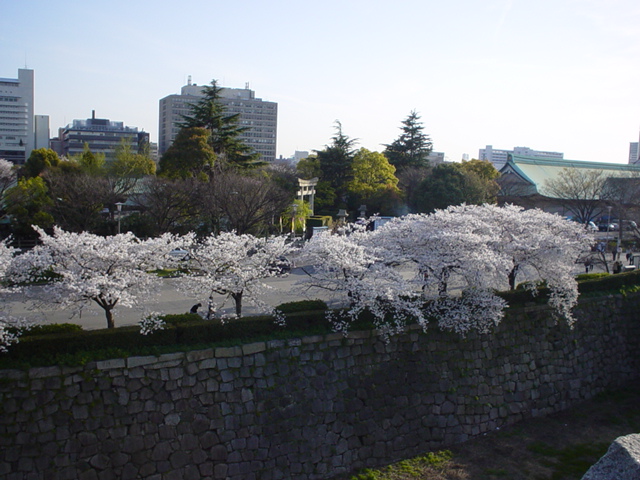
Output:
[{"xmin": 2, "ymin": 0, "xmax": 639, "ymax": 164}]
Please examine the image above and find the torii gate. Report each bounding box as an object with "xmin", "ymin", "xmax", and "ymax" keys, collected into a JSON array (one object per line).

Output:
[{"xmin": 297, "ymin": 177, "xmax": 318, "ymax": 215}]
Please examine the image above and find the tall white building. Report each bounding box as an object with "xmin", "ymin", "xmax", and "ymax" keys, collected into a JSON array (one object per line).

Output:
[
  {"xmin": 0, "ymin": 68, "xmax": 35, "ymax": 164},
  {"xmin": 630, "ymin": 142, "xmax": 639, "ymax": 165},
  {"xmin": 479, "ymin": 145, "xmax": 563, "ymax": 170},
  {"xmin": 159, "ymin": 78, "xmax": 277, "ymax": 162}
]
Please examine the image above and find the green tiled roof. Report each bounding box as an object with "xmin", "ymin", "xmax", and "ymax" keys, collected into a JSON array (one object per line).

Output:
[{"xmin": 499, "ymin": 155, "xmax": 640, "ymax": 194}]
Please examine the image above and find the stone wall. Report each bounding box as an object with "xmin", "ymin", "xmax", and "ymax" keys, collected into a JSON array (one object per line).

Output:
[{"xmin": 1, "ymin": 293, "xmax": 639, "ymax": 480}]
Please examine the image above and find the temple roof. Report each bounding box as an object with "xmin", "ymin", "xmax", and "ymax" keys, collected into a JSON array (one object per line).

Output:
[{"xmin": 499, "ymin": 155, "xmax": 640, "ymax": 195}]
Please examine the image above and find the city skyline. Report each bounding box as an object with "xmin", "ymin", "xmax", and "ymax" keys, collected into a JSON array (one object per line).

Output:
[{"xmin": 2, "ymin": 0, "xmax": 639, "ymax": 164}]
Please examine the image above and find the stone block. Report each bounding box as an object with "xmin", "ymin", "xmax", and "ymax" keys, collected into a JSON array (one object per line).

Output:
[
  {"xmin": 215, "ymin": 346, "xmax": 242, "ymax": 358},
  {"xmin": 127, "ymin": 356, "xmax": 157, "ymax": 368},
  {"xmin": 243, "ymin": 342, "xmax": 266, "ymax": 355},
  {"xmin": 582, "ymin": 434, "xmax": 640, "ymax": 480},
  {"xmin": 96, "ymin": 358, "xmax": 125, "ymax": 370}
]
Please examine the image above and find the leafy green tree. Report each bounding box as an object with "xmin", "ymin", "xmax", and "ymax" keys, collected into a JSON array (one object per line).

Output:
[
  {"xmin": 75, "ymin": 143, "xmax": 106, "ymax": 176},
  {"xmin": 347, "ymin": 148, "xmax": 401, "ymax": 215},
  {"xmin": 5, "ymin": 176, "xmax": 54, "ymax": 240},
  {"xmin": 456, "ymin": 159, "xmax": 500, "ymax": 205},
  {"xmin": 158, "ymin": 127, "xmax": 217, "ymax": 180},
  {"xmin": 296, "ymin": 154, "xmax": 321, "ymax": 180},
  {"xmin": 22, "ymin": 148, "xmax": 60, "ymax": 178},
  {"xmin": 383, "ymin": 110, "xmax": 432, "ymax": 170},
  {"xmin": 413, "ymin": 163, "xmax": 467, "ymax": 213},
  {"xmin": 284, "ymin": 199, "xmax": 312, "ymax": 234},
  {"xmin": 181, "ymin": 79, "xmax": 263, "ymax": 170},
  {"xmin": 411, "ymin": 161, "xmax": 500, "ymax": 213},
  {"xmin": 110, "ymin": 139, "xmax": 156, "ymax": 177}
]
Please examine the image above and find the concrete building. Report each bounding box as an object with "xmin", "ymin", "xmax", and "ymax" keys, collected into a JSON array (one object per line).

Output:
[
  {"xmin": 56, "ymin": 111, "xmax": 149, "ymax": 161},
  {"xmin": 159, "ymin": 78, "xmax": 277, "ymax": 162},
  {"xmin": 629, "ymin": 137, "xmax": 639, "ymax": 165},
  {"xmin": 427, "ymin": 151, "xmax": 445, "ymax": 165},
  {"xmin": 0, "ymin": 68, "xmax": 35, "ymax": 164},
  {"xmin": 34, "ymin": 115, "xmax": 50, "ymax": 150},
  {"xmin": 479, "ymin": 145, "xmax": 563, "ymax": 170}
]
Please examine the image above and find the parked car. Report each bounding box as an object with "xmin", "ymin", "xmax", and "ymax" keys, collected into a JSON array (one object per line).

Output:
[
  {"xmin": 169, "ymin": 248, "xmax": 190, "ymax": 261},
  {"xmin": 586, "ymin": 221, "xmax": 598, "ymax": 232},
  {"xmin": 269, "ymin": 256, "xmax": 293, "ymax": 275},
  {"xmin": 598, "ymin": 223, "xmax": 618, "ymax": 232}
]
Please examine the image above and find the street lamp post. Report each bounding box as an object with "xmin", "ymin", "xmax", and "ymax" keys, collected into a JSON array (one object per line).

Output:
[
  {"xmin": 115, "ymin": 202, "xmax": 125, "ymax": 234},
  {"xmin": 606, "ymin": 206, "xmax": 612, "ymax": 235},
  {"xmin": 291, "ymin": 203, "xmax": 298, "ymax": 239}
]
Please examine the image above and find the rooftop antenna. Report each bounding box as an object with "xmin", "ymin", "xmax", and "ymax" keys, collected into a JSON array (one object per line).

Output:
[
  {"xmin": 245, "ymin": 82, "xmax": 250, "ymax": 89},
  {"xmin": 187, "ymin": 75, "xmax": 192, "ymax": 86}
]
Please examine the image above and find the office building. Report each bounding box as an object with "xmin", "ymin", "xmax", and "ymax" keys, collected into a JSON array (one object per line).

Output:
[
  {"xmin": 57, "ymin": 111, "xmax": 149, "ymax": 161},
  {"xmin": 630, "ymin": 135, "xmax": 639, "ymax": 165},
  {"xmin": 159, "ymin": 78, "xmax": 277, "ymax": 162},
  {"xmin": 0, "ymin": 68, "xmax": 35, "ymax": 164},
  {"xmin": 479, "ymin": 145, "xmax": 563, "ymax": 170}
]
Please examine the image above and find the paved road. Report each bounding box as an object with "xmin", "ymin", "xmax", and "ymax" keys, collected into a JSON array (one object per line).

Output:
[{"xmin": 6, "ymin": 266, "xmax": 337, "ymax": 331}]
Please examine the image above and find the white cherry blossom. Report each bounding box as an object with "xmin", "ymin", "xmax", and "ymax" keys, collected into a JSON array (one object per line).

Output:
[
  {"xmin": 177, "ymin": 232, "xmax": 292, "ymax": 320},
  {"xmin": 13, "ymin": 227, "xmax": 185, "ymax": 329}
]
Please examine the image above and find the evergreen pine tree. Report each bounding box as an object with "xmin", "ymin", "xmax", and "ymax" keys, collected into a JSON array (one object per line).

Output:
[
  {"xmin": 181, "ymin": 80, "xmax": 263, "ymax": 170},
  {"xmin": 383, "ymin": 110, "xmax": 432, "ymax": 170}
]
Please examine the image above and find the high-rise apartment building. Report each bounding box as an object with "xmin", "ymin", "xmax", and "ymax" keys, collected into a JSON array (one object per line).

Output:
[
  {"xmin": 159, "ymin": 78, "xmax": 277, "ymax": 162},
  {"xmin": 0, "ymin": 68, "xmax": 35, "ymax": 164},
  {"xmin": 479, "ymin": 145, "xmax": 563, "ymax": 170},
  {"xmin": 57, "ymin": 111, "xmax": 149, "ymax": 161}
]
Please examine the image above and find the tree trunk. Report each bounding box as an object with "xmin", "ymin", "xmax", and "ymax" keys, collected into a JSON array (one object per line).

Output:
[
  {"xmin": 232, "ymin": 291, "xmax": 243, "ymax": 317},
  {"xmin": 508, "ymin": 266, "xmax": 518, "ymax": 290},
  {"xmin": 105, "ymin": 308, "xmax": 115, "ymax": 329}
]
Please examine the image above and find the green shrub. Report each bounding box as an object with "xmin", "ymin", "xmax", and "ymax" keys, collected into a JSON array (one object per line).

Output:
[
  {"xmin": 21, "ymin": 323, "xmax": 83, "ymax": 337},
  {"xmin": 275, "ymin": 299, "xmax": 328, "ymax": 314},
  {"xmin": 578, "ymin": 269, "xmax": 640, "ymax": 294},
  {"xmin": 576, "ymin": 273, "xmax": 610, "ymax": 282},
  {"xmin": 163, "ymin": 313, "xmax": 204, "ymax": 326}
]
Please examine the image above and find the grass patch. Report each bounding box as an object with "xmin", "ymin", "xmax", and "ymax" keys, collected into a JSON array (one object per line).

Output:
[
  {"xmin": 527, "ymin": 442, "xmax": 610, "ymax": 479},
  {"xmin": 349, "ymin": 451, "xmax": 455, "ymax": 480}
]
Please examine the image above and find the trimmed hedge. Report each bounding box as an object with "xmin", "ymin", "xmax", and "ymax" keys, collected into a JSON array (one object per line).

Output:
[
  {"xmin": 275, "ymin": 299, "xmax": 328, "ymax": 314},
  {"xmin": 0, "ymin": 311, "xmax": 333, "ymax": 369},
  {"xmin": 20, "ymin": 323, "xmax": 83, "ymax": 337},
  {"xmin": 575, "ymin": 272, "xmax": 611, "ymax": 282}
]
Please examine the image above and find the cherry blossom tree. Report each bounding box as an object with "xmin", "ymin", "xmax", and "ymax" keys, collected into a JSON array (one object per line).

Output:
[
  {"xmin": 299, "ymin": 204, "xmax": 591, "ymax": 338},
  {"xmin": 374, "ymin": 210, "xmax": 510, "ymax": 335},
  {"xmin": 13, "ymin": 227, "xmax": 185, "ymax": 329},
  {"xmin": 297, "ymin": 223, "xmax": 425, "ymax": 338},
  {"xmin": 0, "ymin": 158, "xmax": 16, "ymax": 200},
  {"xmin": 177, "ymin": 232, "xmax": 292, "ymax": 319},
  {"xmin": 0, "ymin": 239, "xmax": 31, "ymax": 351}
]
